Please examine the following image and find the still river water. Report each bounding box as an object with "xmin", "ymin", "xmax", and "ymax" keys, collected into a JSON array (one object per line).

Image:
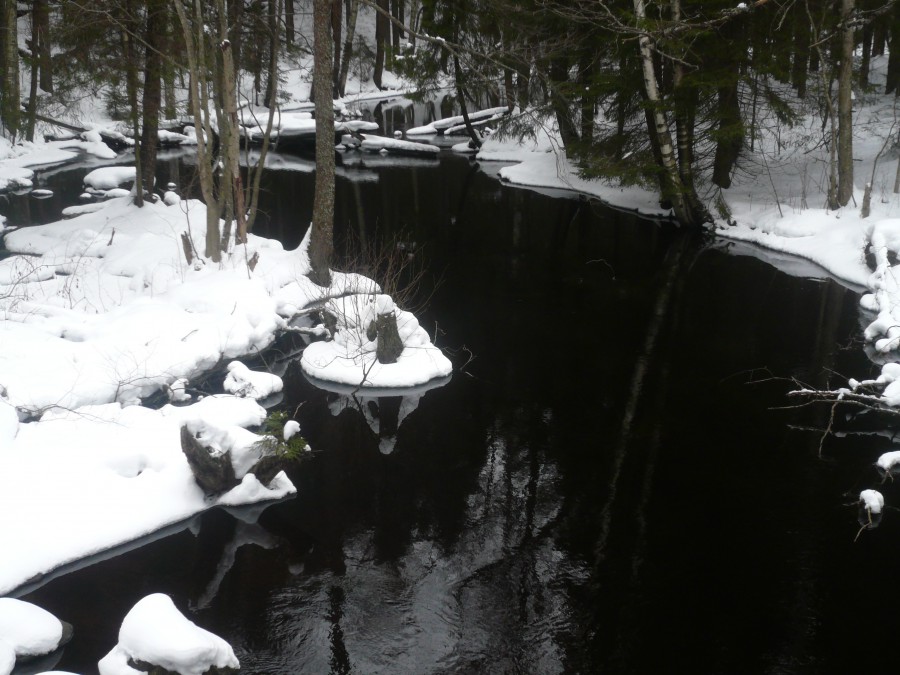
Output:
[{"xmin": 4, "ymin": 106, "xmax": 900, "ymax": 673}]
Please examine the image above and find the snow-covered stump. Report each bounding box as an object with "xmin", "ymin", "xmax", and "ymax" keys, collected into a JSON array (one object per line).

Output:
[
  {"xmin": 0, "ymin": 598, "xmax": 73, "ymax": 674},
  {"xmin": 856, "ymin": 489, "xmax": 885, "ymax": 540},
  {"xmin": 180, "ymin": 425, "xmax": 240, "ymax": 497},
  {"xmin": 98, "ymin": 593, "xmax": 239, "ymax": 675}
]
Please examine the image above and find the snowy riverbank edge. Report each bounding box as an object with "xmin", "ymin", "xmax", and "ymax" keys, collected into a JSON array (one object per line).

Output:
[{"xmin": 0, "ymin": 193, "xmax": 450, "ymax": 597}]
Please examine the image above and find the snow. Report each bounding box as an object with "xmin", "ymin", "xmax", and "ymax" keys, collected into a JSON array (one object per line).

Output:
[
  {"xmin": 0, "ymin": 598, "xmax": 63, "ymax": 658},
  {"xmin": 223, "ymin": 360, "xmax": 283, "ymax": 399},
  {"xmin": 360, "ymin": 135, "xmax": 440, "ymax": 155},
  {"xmin": 0, "ymin": 642, "xmax": 12, "ymax": 675},
  {"xmin": 300, "ymin": 293, "xmax": 452, "ymax": 388},
  {"xmin": 98, "ymin": 593, "xmax": 238, "ymax": 675},
  {"xmin": 860, "ymin": 489, "xmax": 885, "ymax": 515},
  {"xmin": 876, "ymin": 450, "xmax": 900, "ymax": 474},
  {"xmin": 83, "ymin": 166, "xmax": 136, "ymax": 190},
  {"xmin": 0, "ymin": 191, "xmax": 447, "ymax": 594},
  {"xmin": 283, "ymin": 419, "xmax": 301, "ymax": 441}
]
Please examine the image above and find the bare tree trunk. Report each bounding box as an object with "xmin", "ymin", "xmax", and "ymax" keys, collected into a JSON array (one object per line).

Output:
[
  {"xmin": 265, "ymin": 0, "xmax": 279, "ymax": 108},
  {"xmin": 453, "ymin": 52, "xmax": 481, "ymax": 148},
  {"xmin": 285, "ymin": 0, "xmax": 295, "ymax": 46},
  {"xmin": 25, "ymin": 38, "xmax": 38, "ymax": 141},
  {"xmin": 121, "ymin": 14, "xmax": 143, "ymax": 207},
  {"xmin": 332, "ymin": 0, "xmax": 342, "ymax": 97},
  {"xmin": 837, "ymin": 0, "xmax": 854, "ymax": 206},
  {"xmin": 337, "ymin": 0, "xmax": 359, "ymax": 96},
  {"xmin": 140, "ymin": 0, "xmax": 165, "ymax": 201},
  {"xmin": 374, "ymin": 0, "xmax": 388, "ymax": 88},
  {"xmin": 33, "ymin": 0, "xmax": 51, "ymax": 93},
  {"xmin": 309, "ymin": 0, "xmax": 335, "ymax": 286},
  {"xmin": 174, "ymin": 0, "xmax": 221, "ymax": 260},
  {"xmin": 887, "ymin": 5, "xmax": 900, "ymax": 94},
  {"xmin": 860, "ymin": 22, "xmax": 873, "ymax": 88},
  {"xmin": 0, "ymin": 0, "xmax": 21, "ymax": 140}
]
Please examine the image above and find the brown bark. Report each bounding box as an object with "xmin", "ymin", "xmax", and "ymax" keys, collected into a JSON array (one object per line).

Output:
[{"xmin": 309, "ymin": 0, "xmax": 335, "ymax": 287}]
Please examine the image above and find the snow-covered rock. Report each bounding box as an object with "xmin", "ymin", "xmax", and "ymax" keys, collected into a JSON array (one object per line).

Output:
[
  {"xmin": 83, "ymin": 166, "xmax": 136, "ymax": 190},
  {"xmin": 283, "ymin": 419, "xmax": 301, "ymax": 441},
  {"xmin": 223, "ymin": 361, "xmax": 283, "ymax": 400},
  {"xmin": 0, "ymin": 598, "xmax": 67, "ymax": 659},
  {"xmin": 98, "ymin": 594, "xmax": 239, "ymax": 675},
  {"xmin": 860, "ymin": 489, "xmax": 884, "ymax": 515}
]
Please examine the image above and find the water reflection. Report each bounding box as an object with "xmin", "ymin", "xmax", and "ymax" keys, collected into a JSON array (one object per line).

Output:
[{"xmin": 12, "ymin": 141, "xmax": 900, "ymax": 674}]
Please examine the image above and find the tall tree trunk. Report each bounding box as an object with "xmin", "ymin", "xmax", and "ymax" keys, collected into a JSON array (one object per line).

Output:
[
  {"xmin": 837, "ymin": 0, "xmax": 854, "ymax": 205},
  {"xmin": 633, "ymin": 0, "xmax": 697, "ymax": 225},
  {"xmin": 174, "ymin": 0, "xmax": 221, "ymax": 261},
  {"xmin": 122, "ymin": 20, "xmax": 143, "ymax": 207},
  {"xmin": 310, "ymin": 0, "xmax": 335, "ymax": 286},
  {"xmin": 337, "ymin": 0, "xmax": 359, "ymax": 96},
  {"xmin": 860, "ymin": 22, "xmax": 873, "ymax": 88},
  {"xmin": 265, "ymin": 0, "xmax": 279, "ymax": 108},
  {"xmin": 331, "ymin": 0, "xmax": 342, "ymax": 97},
  {"xmin": 0, "ymin": 0, "xmax": 20, "ymax": 140},
  {"xmin": 391, "ymin": 0, "xmax": 402, "ymax": 52},
  {"xmin": 873, "ymin": 17, "xmax": 887, "ymax": 56},
  {"xmin": 549, "ymin": 56, "xmax": 579, "ymax": 149},
  {"xmin": 285, "ymin": 0, "xmax": 295, "ymax": 47},
  {"xmin": 25, "ymin": 38, "xmax": 38, "ymax": 141},
  {"xmin": 373, "ymin": 0, "xmax": 388, "ymax": 88},
  {"xmin": 453, "ymin": 52, "xmax": 480, "ymax": 148},
  {"xmin": 791, "ymin": 7, "xmax": 810, "ymax": 97},
  {"xmin": 140, "ymin": 0, "xmax": 165, "ymax": 201},
  {"xmin": 33, "ymin": 0, "xmax": 51, "ymax": 93},
  {"xmin": 886, "ymin": 5, "xmax": 900, "ymax": 94},
  {"xmin": 711, "ymin": 78, "xmax": 742, "ymax": 188}
]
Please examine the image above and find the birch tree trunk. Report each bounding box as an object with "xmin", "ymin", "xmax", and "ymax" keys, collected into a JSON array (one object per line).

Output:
[{"xmin": 633, "ymin": 0, "xmax": 693, "ymax": 224}]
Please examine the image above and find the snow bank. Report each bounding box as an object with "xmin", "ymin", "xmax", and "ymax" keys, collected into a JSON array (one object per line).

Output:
[
  {"xmin": 0, "ymin": 395, "xmax": 292, "ymax": 595},
  {"xmin": 0, "ymin": 192, "xmax": 448, "ymax": 593},
  {"xmin": 98, "ymin": 593, "xmax": 238, "ymax": 675}
]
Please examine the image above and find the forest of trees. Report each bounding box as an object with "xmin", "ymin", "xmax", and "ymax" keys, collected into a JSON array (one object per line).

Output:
[{"xmin": 0, "ymin": 0, "xmax": 899, "ymax": 231}]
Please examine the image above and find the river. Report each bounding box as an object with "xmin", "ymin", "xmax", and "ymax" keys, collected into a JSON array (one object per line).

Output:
[{"xmin": 3, "ymin": 118, "xmax": 899, "ymax": 673}]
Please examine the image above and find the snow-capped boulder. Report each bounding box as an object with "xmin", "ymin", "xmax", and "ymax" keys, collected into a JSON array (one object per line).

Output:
[
  {"xmin": 98, "ymin": 593, "xmax": 239, "ymax": 675},
  {"xmin": 223, "ymin": 361, "xmax": 283, "ymax": 400}
]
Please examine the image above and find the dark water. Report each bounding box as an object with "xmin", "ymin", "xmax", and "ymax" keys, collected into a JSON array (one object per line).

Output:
[{"xmin": 5, "ymin": 141, "xmax": 900, "ymax": 674}]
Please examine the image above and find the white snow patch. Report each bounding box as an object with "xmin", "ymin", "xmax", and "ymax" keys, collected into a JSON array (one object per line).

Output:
[
  {"xmin": 98, "ymin": 594, "xmax": 238, "ymax": 675},
  {"xmin": 0, "ymin": 598, "xmax": 64, "ymax": 658},
  {"xmin": 223, "ymin": 361, "xmax": 283, "ymax": 399}
]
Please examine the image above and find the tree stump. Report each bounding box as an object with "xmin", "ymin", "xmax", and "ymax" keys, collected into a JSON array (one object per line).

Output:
[
  {"xmin": 368, "ymin": 312, "xmax": 403, "ymax": 364},
  {"xmin": 180, "ymin": 426, "xmax": 239, "ymax": 497}
]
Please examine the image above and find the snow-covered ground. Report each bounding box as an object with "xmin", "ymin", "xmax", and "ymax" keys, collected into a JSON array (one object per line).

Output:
[{"xmin": 0, "ymin": 190, "xmax": 449, "ymax": 597}]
